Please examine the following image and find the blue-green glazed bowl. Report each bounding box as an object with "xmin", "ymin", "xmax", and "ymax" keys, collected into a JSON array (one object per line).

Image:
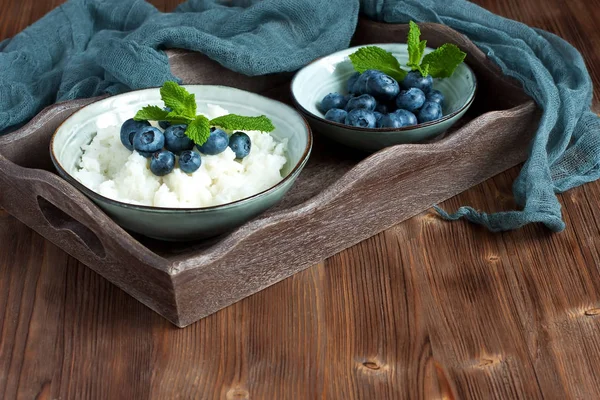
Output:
[
  {"xmin": 291, "ymin": 43, "xmax": 477, "ymax": 152},
  {"xmin": 50, "ymin": 85, "xmax": 312, "ymax": 241}
]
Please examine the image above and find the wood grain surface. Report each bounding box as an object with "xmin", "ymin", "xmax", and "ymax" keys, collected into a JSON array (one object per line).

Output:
[{"xmin": 1, "ymin": 0, "xmax": 600, "ymax": 399}]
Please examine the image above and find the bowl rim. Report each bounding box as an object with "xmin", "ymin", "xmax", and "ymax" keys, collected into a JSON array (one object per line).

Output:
[
  {"xmin": 49, "ymin": 84, "xmax": 313, "ymax": 213},
  {"xmin": 290, "ymin": 42, "xmax": 478, "ymax": 133}
]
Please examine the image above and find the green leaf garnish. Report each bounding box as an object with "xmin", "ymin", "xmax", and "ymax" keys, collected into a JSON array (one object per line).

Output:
[
  {"xmin": 160, "ymin": 81, "xmax": 197, "ymax": 120},
  {"xmin": 210, "ymin": 114, "xmax": 275, "ymax": 132},
  {"xmin": 416, "ymin": 63, "xmax": 430, "ymax": 78},
  {"xmin": 347, "ymin": 20, "xmax": 467, "ymax": 81},
  {"xmin": 185, "ymin": 115, "xmax": 211, "ymax": 146},
  {"xmin": 407, "ymin": 21, "xmax": 427, "ymax": 72},
  {"xmin": 134, "ymin": 105, "xmax": 170, "ymax": 122},
  {"xmin": 348, "ymin": 46, "xmax": 408, "ymax": 82},
  {"xmin": 421, "ymin": 43, "xmax": 467, "ymax": 79},
  {"xmin": 134, "ymin": 82, "xmax": 275, "ymax": 146}
]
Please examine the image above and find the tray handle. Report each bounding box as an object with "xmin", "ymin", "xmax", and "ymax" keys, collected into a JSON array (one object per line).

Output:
[
  {"xmin": 36, "ymin": 195, "xmax": 106, "ymax": 259},
  {"xmin": 0, "ymin": 151, "xmax": 165, "ymax": 269}
]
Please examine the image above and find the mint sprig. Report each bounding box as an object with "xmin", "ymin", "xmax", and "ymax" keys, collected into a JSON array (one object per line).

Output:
[
  {"xmin": 134, "ymin": 82, "xmax": 275, "ymax": 146},
  {"xmin": 348, "ymin": 20, "xmax": 467, "ymax": 80},
  {"xmin": 348, "ymin": 46, "xmax": 408, "ymax": 82},
  {"xmin": 407, "ymin": 21, "xmax": 466, "ymax": 78}
]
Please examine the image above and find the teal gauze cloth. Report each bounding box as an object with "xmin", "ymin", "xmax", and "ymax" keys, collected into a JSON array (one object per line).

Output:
[
  {"xmin": 0, "ymin": 0, "xmax": 359, "ymax": 131},
  {"xmin": 1, "ymin": 0, "xmax": 599, "ymax": 232}
]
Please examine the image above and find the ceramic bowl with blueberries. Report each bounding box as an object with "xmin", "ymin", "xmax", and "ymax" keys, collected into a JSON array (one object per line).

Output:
[
  {"xmin": 291, "ymin": 23, "xmax": 477, "ymax": 152},
  {"xmin": 50, "ymin": 84, "xmax": 312, "ymax": 241}
]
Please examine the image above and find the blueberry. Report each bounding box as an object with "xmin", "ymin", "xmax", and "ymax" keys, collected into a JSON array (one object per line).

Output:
[
  {"xmin": 345, "ymin": 109, "xmax": 376, "ymax": 128},
  {"xmin": 120, "ymin": 119, "xmax": 150, "ymax": 151},
  {"xmin": 352, "ymin": 69, "xmax": 380, "ymax": 95},
  {"xmin": 373, "ymin": 111, "xmax": 384, "ymax": 124},
  {"xmin": 366, "ymin": 73, "xmax": 400, "ymax": 100},
  {"xmin": 319, "ymin": 93, "xmax": 348, "ymax": 114},
  {"xmin": 426, "ymin": 89, "xmax": 445, "ymax": 107},
  {"xmin": 395, "ymin": 88, "xmax": 426, "ymax": 113},
  {"xmin": 178, "ymin": 150, "xmax": 201, "ymax": 174},
  {"xmin": 197, "ymin": 128, "xmax": 229, "ymax": 155},
  {"xmin": 347, "ymin": 72, "xmax": 361, "ymax": 94},
  {"xmin": 377, "ymin": 113, "xmax": 405, "ymax": 128},
  {"xmin": 159, "ymin": 107, "xmax": 173, "ymax": 129},
  {"xmin": 393, "ymin": 109, "xmax": 418, "ymax": 126},
  {"xmin": 229, "ymin": 132, "xmax": 251, "ymax": 159},
  {"xmin": 402, "ymin": 71, "xmax": 434, "ymax": 93},
  {"xmin": 150, "ymin": 150, "xmax": 176, "ymax": 176},
  {"xmin": 163, "ymin": 124, "xmax": 194, "ymax": 155},
  {"xmin": 325, "ymin": 108, "xmax": 348, "ymax": 124},
  {"xmin": 417, "ymin": 101, "xmax": 443, "ymax": 123},
  {"xmin": 345, "ymin": 94, "xmax": 377, "ymax": 112},
  {"xmin": 133, "ymin": 127, "xmax": 165, "ymax": 157}
]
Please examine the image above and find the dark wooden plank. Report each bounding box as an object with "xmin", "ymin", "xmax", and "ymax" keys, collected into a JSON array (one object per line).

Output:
[
  {"xmin": 1, "ymin": 0, "xmax": 600, "ymax": 399},
  {"xmin": 420, "ymin": 165, "xmax": 600, "ymax": 399}
]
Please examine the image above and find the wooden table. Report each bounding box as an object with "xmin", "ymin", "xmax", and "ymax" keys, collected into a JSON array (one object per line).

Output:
[{"xmin": 1, "ymin": 1, "xmax": 600, "ymax": 398}]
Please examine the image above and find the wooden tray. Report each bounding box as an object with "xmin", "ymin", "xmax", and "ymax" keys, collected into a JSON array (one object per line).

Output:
[{"xmin": 0, "ymin": 20, "xmax": 539, "ymax": 327}]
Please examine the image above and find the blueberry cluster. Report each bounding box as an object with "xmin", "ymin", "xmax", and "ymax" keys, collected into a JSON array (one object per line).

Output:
[
  {"xmin": 319, "ymin": 70, "xmax": 444, "ymax": 129},
  {"xmin": 119, "ymin": 119, "xmax": 251, "ymax": 177}
]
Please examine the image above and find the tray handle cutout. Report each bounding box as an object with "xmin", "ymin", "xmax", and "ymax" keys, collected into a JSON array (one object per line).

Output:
[
  {"xmin": 0, "ymin": 102, "xmax": 167, "ymax": 273},
  {"xmin": 37, "ymin": 196, "xmax": 106, "ymax": 259}
]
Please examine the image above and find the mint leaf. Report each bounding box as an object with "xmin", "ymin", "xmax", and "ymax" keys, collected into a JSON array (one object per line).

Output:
[
  {"xmin": 134, "ymin": 105, "xmax": 169, "ymax": 122},
  {"xmin": 134, "ymin": 82, "xmax": 275, "ymax": 146},
  {"xmin": 417, "ymin": 63, "xmax": 430, "ymax": 77},
  {"xmin": 348, "ymin": 46, "xmax": 407, "ymax": 82},
  {"xmin": 185, "ymin": 115, "xmax": 211, "ymax": 145},
  {"xmin": 133, "ymin": 104, "xmax": 191, "ymax": 125},
  {"xmin": 421, "ymin": 43, "xmax": 467, "ymax": 78},
  {"xmin": 160, "ymin": 81, "xmax": 197, "ymax": 120},
  {"xmin": 210, "ymin": 114, "xmax": 275, "ymax": 132},
  {"xmin": 407, "ymin": 21, "xmax": 427, "ymax": 72},
  {"xmin": 165, "ymin": 110, "xmax": 193, "ymax": 125}
]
